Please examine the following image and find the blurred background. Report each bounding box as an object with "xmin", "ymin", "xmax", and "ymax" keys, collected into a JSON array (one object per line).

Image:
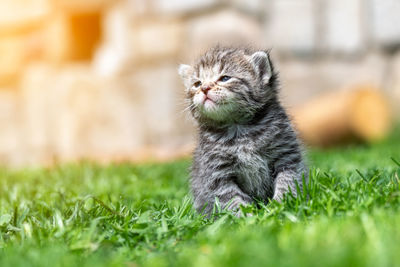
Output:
[{"xmin": 0, "ymin": 0, "xmax": 399, "ymax": 166}]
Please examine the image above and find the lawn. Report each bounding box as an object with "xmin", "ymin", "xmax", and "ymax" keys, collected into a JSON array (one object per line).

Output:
[{"xmin": 1, "ymin": 130, "xmax": 400, "ymax": 267}]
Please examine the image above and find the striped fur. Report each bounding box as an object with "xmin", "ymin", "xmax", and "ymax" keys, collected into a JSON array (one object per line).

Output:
[{"xmin": 179, "ymin": 46, "xmax": 308, "ymax": 216}]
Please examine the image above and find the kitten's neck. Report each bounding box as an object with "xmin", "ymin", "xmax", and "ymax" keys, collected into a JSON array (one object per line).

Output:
[
  {"xmin": 198, "ymin": 97, "xmax": 280, "ymax": 136},
  {"xmin": 248, "ymin": 100, "xmax": 277, "ymax": 125}
]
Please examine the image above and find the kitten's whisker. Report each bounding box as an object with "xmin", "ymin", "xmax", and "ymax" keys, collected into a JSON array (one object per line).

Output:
[{"xmin": 181, "ymin": 102, "xmax": 197, "ymax": 115}]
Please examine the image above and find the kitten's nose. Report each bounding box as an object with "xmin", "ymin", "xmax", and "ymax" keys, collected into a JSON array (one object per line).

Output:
[{"xmin": 201, "ymin": 85, "xmax": 211, "ymax": 94}]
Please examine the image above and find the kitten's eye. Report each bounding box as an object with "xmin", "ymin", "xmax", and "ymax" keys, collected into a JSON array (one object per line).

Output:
[
  {"xmin": 193, "ymin": 81, "xmax": 202, "ymax": 88},
  {"xmin": 219, "ymin": 76, "xmax": 231, "ymax": 82}
]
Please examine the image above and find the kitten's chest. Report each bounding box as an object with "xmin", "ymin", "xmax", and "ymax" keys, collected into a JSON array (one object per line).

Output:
[
  {"xmin": 218, "ymin": 139, "xmax": 272, "ymax": 197},
  {"xmin": 200, "ymin": 129, "xmax": 274, "ymax": 197}
]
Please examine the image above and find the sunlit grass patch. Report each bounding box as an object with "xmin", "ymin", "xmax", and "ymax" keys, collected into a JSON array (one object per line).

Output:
[{"xmin": 0, "ymin": 131, "xmax": 400, "ymax": 267}]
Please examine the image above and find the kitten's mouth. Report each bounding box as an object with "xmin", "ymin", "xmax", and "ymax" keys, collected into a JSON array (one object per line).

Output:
[
  {"xmin": 202, "ymin": 96, "xmax": 217, "ymax": 110},
  {"xmin": 203, "ymin": 97, "xmax": 214, "ymax": 104}
]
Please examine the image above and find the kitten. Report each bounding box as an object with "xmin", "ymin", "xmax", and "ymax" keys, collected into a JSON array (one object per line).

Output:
[{"xmin": 178, "ymin": 46, "xmax": 307, "ymax": 216}]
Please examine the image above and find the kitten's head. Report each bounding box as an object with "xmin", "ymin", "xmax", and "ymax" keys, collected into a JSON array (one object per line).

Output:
[{"xmin": 179, "ymin": 46, "xmax": 278, "ymax": 127}]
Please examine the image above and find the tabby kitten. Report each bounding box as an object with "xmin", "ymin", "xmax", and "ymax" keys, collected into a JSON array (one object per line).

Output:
[{"xmin": 178, "ymin": 46, "xmax": 307, "ymax": 216}]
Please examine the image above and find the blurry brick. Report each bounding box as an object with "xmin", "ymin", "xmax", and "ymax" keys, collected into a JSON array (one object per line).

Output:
[
  {"xmin": 53, "ymin": 0, "xmax": 114, "ymax": 12},
  {"xmin": 94, "ymin": 3, "xmax": 184, "ymax": 75},
  {"xmin": 43, "ymin": 13, "xmax": 70, "ymax": 63},
  {"xmin": 0, "ymin": 91, "xmax": 22, "ymax": 165},
  {"xmin": 266, "ymin": 0, "xmax": 316, "ymax": 55},
  {"xmin": 19, "ymin": 64, "xmax": 54, "ymax": 164},
  {"xmin": 151, "ymin": 0, "xmax": 219, "ymax": 16},
  {"xmin": 59, "ymin": 69, "xmax": 145, "ymax": 159},
  {"xmin": 134, "ymin": 19, "xmax": 184, "ymax": 61},
  {"xmin": 229, "ymin": 0, "xmax": 265, "ymax": 16},
  {"xmin": 0, "ymin": 37, "xmax": 25, "ymax": 84},
  {"xmin": 44, "ymin": 11, "xmax": 102, "ymax": 62},
  {"xmin": 0, "ymin": 31, "xmax": 47, "ymax": 85},
  {"xmin": 185, "ymin": 10, "xmax": 262, "ymax": 59},
  {"xmin": 93, "ymin": 3, "xmax": 134, "ymax": 76},
  {"xmin": 0, "ymin": 0, "xmax": 49, "ymax": 34},
  {"xmin": 125, "ymin": 0, "xmax": 152, "ymax": 17},
  {"xmin": 278, "ymin": 53, "xmax": 387, "ymax": 107},
  {"xmin": 324, "ymin": 0, "xmax": 364, "ymax": 55},
  {"xmin": 69, "ymin": 12, "xmax": 102, "ymax": 60},
  {"xmin": 1, "ymin": 0, "xmax": 104, "ymax": 65},
  {"xmin": 388, "ymin": 52, "xmax": 400, "ymax": 116},
  {"xmin": 370, "ymin": 0, "xmax": 400, "ymax": 50},
  {"xmin": 20, "ymin": 63, "xmax": 146, "ymax": 162}
]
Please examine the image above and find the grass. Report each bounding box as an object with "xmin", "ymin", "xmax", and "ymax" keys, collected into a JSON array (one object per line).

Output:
[{"xmin": 1, "ymin": 130, "xmax": 400, "ymax": 267}]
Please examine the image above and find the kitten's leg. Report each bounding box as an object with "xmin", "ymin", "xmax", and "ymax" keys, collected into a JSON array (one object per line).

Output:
[
  {"xmin": 200, "ymin": 179, "xmax": 253, "ymax": 216},
  {"xmin": 272, "ymin": 169, "xmax": 301, "ymax": 201},
  {"xmin": 272, "ymin": 144, "xmax": 307, "ymax": 201},
  {"xmin": 218, "ymin": 183, "xmax": 253, "ymax": 216}
]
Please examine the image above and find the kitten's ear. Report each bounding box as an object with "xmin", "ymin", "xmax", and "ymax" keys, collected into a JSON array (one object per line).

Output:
[
  {"xmin": 248, "ymin": 51, "xmax": 272, "ymax": 85},
  {"xmin": 178, "ymin": 64, "xmax": 194, "ymax": 88}
]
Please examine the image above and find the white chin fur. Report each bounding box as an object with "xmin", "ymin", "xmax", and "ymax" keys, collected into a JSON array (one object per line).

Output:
[{"xmin": 204, "ymin": 99, "xmax": 216, "ymax": 110}]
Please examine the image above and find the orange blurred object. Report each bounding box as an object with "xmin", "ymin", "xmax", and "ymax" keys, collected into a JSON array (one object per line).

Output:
[{"xmin": 291, "ymin": 85, "xmax": 392, "ymax": 146}]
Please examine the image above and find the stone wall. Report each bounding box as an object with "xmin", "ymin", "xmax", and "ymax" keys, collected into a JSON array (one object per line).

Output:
[{"xmin": 0, "ymin": 0, "xmax": 400, "ymax": 166}]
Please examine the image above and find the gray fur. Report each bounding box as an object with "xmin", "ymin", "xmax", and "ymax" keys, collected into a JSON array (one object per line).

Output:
[{"xmin": 179, "ymin": 46, "xmax": 308, "ymax": 216}]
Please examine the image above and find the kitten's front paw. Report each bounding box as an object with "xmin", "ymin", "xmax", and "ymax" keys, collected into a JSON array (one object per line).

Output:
[
  {"xmin": 226, "ymin": 197, "xmax": 252, "ymax": 217},
  {"xmin": 272, "ymin": 193, "xmax": 283, "ymax": 202}
]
